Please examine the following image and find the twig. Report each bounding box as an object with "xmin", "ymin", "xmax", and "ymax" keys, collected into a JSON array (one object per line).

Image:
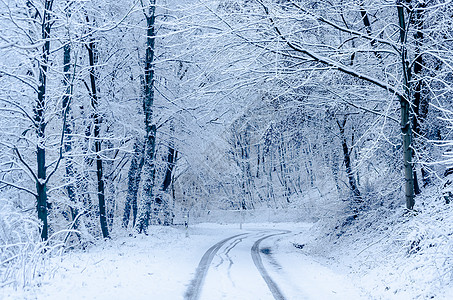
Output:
[{"xmin": 0, "ymin": 179, "xmax": 37, "ymax": 197}]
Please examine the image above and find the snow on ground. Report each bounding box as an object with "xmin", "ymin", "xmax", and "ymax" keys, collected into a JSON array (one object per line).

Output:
[
  {"xmin": 1, "ymin": 222, "xmax": 366, "ymax": 300},
  {"xmin": 2, "ymin": 225, "xmax": 240, "ymax": 300},
  {"xmin": 266, "ymin": 228, "xmax": 365, "ymax": 299},
  {"xmin": 3, "ymin": 199, "xmax": 453, "ymax": 300},
  {"xmin": 297, "ymin": 186, "xmax": 453, "ymax": 300}
]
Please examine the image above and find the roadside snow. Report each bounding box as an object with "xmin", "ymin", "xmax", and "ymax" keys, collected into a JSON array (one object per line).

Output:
[
  {"xmin": 2, "ymin": 225, "xmax": 243, "ymax": 300},
  {"xmin": 268, "ymin": 230, "xmax": 366, "ymax": 299},
  {"xmin": 7, "ymin": 214, "xmax": 450, "ymax": 300},
  {"xmin": 1, "ymin": 222, "xmax": 367, "ymax": 300},
  {"xmin": 299, "ymin": 188, "xmax": 453, "ymax": 300}
]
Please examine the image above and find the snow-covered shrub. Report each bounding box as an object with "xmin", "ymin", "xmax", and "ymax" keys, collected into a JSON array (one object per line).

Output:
[{"xmin": 0, "ymin": 198, "xmax": 46, "ymax": 289}]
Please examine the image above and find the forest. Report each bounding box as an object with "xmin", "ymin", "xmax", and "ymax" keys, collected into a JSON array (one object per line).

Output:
[{"xmin": 2, "ymin": 0, "xmax": 453, "ymax": 298}]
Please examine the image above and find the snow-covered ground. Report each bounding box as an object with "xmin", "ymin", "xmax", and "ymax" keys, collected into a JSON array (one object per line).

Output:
[
  {"xmin": 2, "ymin": 222, "xmax": 366, "ymax": 300},
  {"xmin": 2, "ymin": 225, "xmax": 240, "ymax": 299},
  {"xmin": 298, "ymin": 188, "xmax": 453, "ymax": 300},
  {"xmin": 3, "ymin": 204, "xmax": 453, "ymax": 300}
]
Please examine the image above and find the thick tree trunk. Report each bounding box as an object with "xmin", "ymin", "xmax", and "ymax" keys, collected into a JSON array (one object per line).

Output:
[
  {"xmin": 123, "ymin": 141, "xmax": 144, "ymax": 228},
  {"xmin": 86, "ymin": 29, "xmax": 109, "ymax": 238},
  {"xmin": 137, "ymin": 1, "xmax": 158, "ymax": 233},
  {"xmin": 137, "ymin": 125, "xmax": 157, "ymax": 232},
  {"xmin": 410, "ymin": 0, "xmax": 430, "ymax": 188},
  {"xmin": 35, "ymin": 0, "xmax": 54, "ymax": 241},
  {"xmin": 397, "ymin": 2, "xmax": 415, "ymax": 209},
  {"xmin": 62, "ymin": 32, "xmax": 77, "ymax": 222}
]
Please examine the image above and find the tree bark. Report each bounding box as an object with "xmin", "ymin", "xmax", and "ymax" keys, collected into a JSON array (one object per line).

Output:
[
  {"xmin": 397, "ymin": 1, "xmax": 415, "ymax": 209},
  {"xmin": 158, "ymin": 141, "xmax": 177, "ymax": 226},
  {"xmin": 359, "ymin": 3, "xmax": 381, "ymax": 59},
  {"xmin": 277, "ymin": 141, "xmax": 290, "ymax": 203},
  {"xmin": 123, "ymin": 141, "xmax": 144, "ymax": 228},
  {"xmin": 35, "ymin": 0, "xmax": 54, "ymax": 241},
  {"xmin": 409, "ymin": 0, "xmax": 430, "ymax": 188},
  {"xmin": 336, "ymin": 117, "xmax": 361, "ymax": 202},
  {"xmin": 137, "ymin": 0, "xmax": 158, "ymax": 233},
  {"xmin": 86, "ymin": 25, "xmax": 109, "ymax": 238},
  {"xmin": 162, "ymin": 145, "xmax": 176, "ymax": 192},
  {"xmin": 62, "ymin": 26, "xmax": 77, "ymax": 222},
  {"xmin": 137, "ymin": 125, "xmax": 157, "ymax": 232}
]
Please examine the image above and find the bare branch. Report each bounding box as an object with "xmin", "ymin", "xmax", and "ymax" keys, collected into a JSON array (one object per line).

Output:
[
  {"xmin": 0, "ymin": 71, "xmax": 38, "ymax": 93},
  {"xmin": 13, "ymin": 147, "xmax": 38, "ymax": 182},
  {"xmin": 0, "ymin": 180, "xmax": 37, "ymax": 197},
  {"xmin": 0, "ymin": 97, "xmax": 37, "ymax": 125},
  {"xmin": 46, "ymin": 90, "xmax": 72, "ymax": 185},
  {"xmin": 288, "ymin": 0, "xmax": 398, "ymax": 52},
  {"xmin": 256, "ymin": 0, "xmax": 403, "ymax": 99}
]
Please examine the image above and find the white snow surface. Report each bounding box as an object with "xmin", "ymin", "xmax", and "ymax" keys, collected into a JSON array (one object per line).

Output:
[
  {"xmin": 3, "ymin": 207, "xmax": 453, "ymax": 300},
  {"xmin": 2, "ymin": 223, "xmax": 366, "ymax": 300}
]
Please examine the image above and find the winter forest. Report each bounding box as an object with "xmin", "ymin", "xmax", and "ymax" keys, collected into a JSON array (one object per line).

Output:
[{"xmin": 2, "ymin": 0, "xmax": 453, "ymax": 299}]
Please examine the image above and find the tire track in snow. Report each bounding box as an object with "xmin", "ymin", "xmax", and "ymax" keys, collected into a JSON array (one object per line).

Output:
[
  {"xmin": 184, "ymin": 233, "xmax": 248, "ymax": 300},
  {"xmin": 220, "ymin": 236, "xmax": 244, "ymax": 285},
  {"xmin": 214, "ymin": 236, "xmax": 242, "ymax": 269},
  {"xmin": 251, "ymin": 230, "xmax": 291, "ymax": 300}
]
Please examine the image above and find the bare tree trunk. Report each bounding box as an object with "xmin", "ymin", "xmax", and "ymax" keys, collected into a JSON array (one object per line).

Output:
[
  {"xmin": 123, "ymin": 140, "xmax": 144, "ymax": 228},
  {"xmin": 336, "ymin": 117, "xmax": 361, "ymax": 202},
  {"xmin": 159, "ymin": 135, "xmax": 177, "ymax": 226},
  {"xmin": 397, "ymin": 1, "xmax": 415, "ymax": 209},
  {"xmin": 35, "ymin": 0, "xmax": 54, "ymax": 241},
  {"xmin": 137, "ymin": 0, "xmax": 157, "ymax": 233},
  {"xmin": 277, "ymin": 141, "xmax": 290, "ymax": 203},
  {"xmin": 267, "ymin": 152, "xmax": 277, "ymax": 208},
  {"xmin": 104, "ymin": 143, "xmax": 116, "ymax": 228},
  {"xmin": 305, "ymin": 144, "xmax": 315, "ymax": 188},
  {"xmin": 359, "ymin": 3, "xmax": 381, "ymax": 59},
  {"xmin": 62, "ymin": 23, "xmax": 77, "ymax": 223},
  {"xmin": 162, "ymin": 146, "xmax": 176, "ymax": 193},
  {"xmin": 86, "ymin": 24, "xmax": 109, "ymax": 238},
  {"xmin": 410, "ymin": 0, "xmax": 430, "ymax": 188}
]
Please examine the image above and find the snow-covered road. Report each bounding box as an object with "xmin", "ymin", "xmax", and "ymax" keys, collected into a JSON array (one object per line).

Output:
[
  {"xmin": 2, "ymin": 223, "xmax": 365, "ymax": 299},
  {"xmin": 184, "ymin": 227, "xmax": 364, "ymax": 300},
  {"xmin": 185, "ymin": 230, "xmax": 290, "ymax": 300},
  {"xmin": 250, "ymin": 230, "xmax": 290, "ymax": 300}
]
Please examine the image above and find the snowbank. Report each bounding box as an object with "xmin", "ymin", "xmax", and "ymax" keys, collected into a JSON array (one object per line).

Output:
[{"xmin": 299, "ymin": 186, "xmax": 453, "ymax": 299}]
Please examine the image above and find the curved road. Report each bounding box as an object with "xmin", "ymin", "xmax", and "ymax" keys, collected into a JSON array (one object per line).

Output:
[{"xmin": 185, "ymin": 230, "xmax": 290, "ymax": 300}]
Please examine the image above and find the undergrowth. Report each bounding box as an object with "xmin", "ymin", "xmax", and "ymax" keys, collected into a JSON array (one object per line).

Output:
[{"xmin": 305, "ymin": 186, "xmax": 453, "ymax": 299}]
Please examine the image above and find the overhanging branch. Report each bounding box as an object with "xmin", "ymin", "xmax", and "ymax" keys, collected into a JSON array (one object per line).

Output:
[
  {"xmin": 256, "ymin": 0, "xmax": 404, "ymax": 99},
  {"xmin": 0, "ymin": 180, "xmax": 37, "ymax": 197}
]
